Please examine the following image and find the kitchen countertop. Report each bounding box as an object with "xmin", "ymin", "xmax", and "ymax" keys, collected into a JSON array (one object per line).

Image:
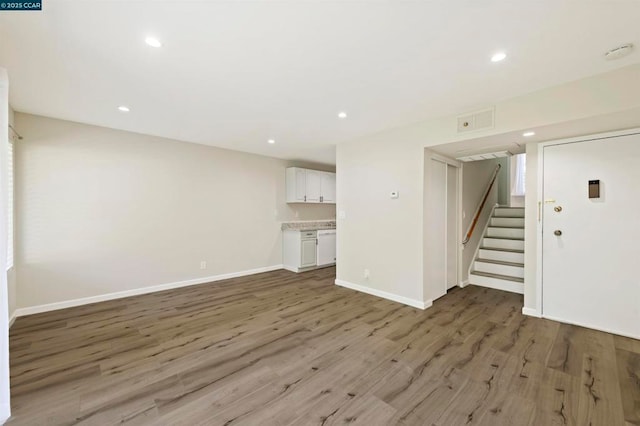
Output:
[{"xmin": 281, "ymin": 220, "xmax": 336, "ymax": 231}]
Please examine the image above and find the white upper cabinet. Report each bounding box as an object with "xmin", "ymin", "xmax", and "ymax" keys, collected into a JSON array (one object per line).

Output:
[
  {"xmin": 286, "ymin": 167, "xmax": 336, "ymax": 204},
  {"xmin": 305, "ymin": 170, "xmax": 322, "ymax": 202},
  {"xmin": 292, "ymin": 168, "xmax": 306, "ymax": 202},
  {"xmin": 320, "ymin": 172, "xmax": 336, "ymax": 203}
]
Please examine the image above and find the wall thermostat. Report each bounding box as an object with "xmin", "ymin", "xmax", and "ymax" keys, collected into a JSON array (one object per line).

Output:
[
  {"xmin": 589, "ymin": 180, "xmax": 600, "ymax": 199},
  {"xmin": 390, "ymin": 191, "xmax": 399, "ymax": 199}
]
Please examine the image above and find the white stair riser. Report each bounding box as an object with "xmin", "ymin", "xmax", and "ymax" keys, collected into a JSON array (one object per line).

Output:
[
  {"xmin": 486, "ymin": 227, "xmax": 525, "ymax": 239},
  {"xmin": 478, "ymin": 249, "xmax": 525, "ymax": 263},
  {"xmin": 494, "ymin": 208, "xmax": 525, "ymax": 218},
  {"xmin": 474, "ymin": 261, "xmax": 524, "ymax": 278},
  {"xmin": 469, "ymin": 274, "xmax": 524, "ymax": 294},
  {"xmin": 490, "ymin": 217, "xmax": 525, "ymax": 227},
  {"xmin": 483, "ymin": 238, "xmax": 525, "ymax": 250}
]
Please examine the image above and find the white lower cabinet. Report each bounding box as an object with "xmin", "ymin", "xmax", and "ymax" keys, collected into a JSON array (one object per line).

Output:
[
  {"xmin": 300, "ymin": 238, "xmax": 317, "ymax": 267},
  {"xmin": 283, "ymin": 229, "xmax": 336, "ymax": 273}
]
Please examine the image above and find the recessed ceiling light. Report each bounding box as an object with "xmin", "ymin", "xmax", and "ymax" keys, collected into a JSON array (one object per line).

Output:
[
  {"xmin": 268, "ymin": 139, "xmax": 275, "ymax": 144},
  {"xmin": 523, "ymin": 131, "xmax": 535, "ymax": 137},
  {"xmin": 145, "ymin": 37, "xmax": 162, "ymax": 48},
  {"xmin": 117, "ymin": 105, "xmax": 130, "ymax": 112},
  {"xmin": 491, "ymin": 52, "xmax": 507, "ymax": 62},
  {"xmin": 338, "ymin": 112, "xmax": 347, "ymax": 119}
]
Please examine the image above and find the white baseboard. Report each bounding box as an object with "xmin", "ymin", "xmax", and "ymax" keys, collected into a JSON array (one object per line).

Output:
[
  {"xmin": 542, "ymin": 314, "xmax": 640, "ymax": 341},
  {"xmin": 335, "ymin": 279, "xmax": 431, "ymax": 310},
  {"xmin": 8, "ymin": 311, "xmax": 17, "ymax": 328},
  {"xmin": 458, "ymin": 280, "xmax": 469, "ymax": 288},
  {"xmin": 0, "ymin": 403, "xmax": 10, "ymax": 425},
  {"xmin": 283, "ymin": 263, "xmax": 335, "ymax": 274},
  {"xmin": 521, "ymin": 307, "xmax": 541, "ymax": 318},
  {"xmin": 14, "ymin": 264, "xmax": 284, "ymax": 317},
  {"xmin": 469, "ymin": 280, "xmax": 524, "ymax": 295}
]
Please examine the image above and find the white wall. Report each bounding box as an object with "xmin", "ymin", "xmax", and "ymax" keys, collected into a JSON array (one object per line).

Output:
[
  {"xmin": 0, "ymin": 67, "xmax": 12, "ymax": 424},
  {"xmin": 337, "ymin": 132, "xmax": 425, "ymax": 305},
  {"xmin": 495, "ymin": 157, "xmax": 510, "ymax": 206},
  {"xmin": 336, "ymin": 63, "xmax": 640, "ymax": 309},
  {"xmin": 14, "ymin": 113, "xmax": 335, "ymax": 310}
]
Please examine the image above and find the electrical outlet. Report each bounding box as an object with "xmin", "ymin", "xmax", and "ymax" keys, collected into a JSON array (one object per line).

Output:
[
  {"xmin": 200, "ymin": 261, "xmax": 207, "ymax": 270},
  {"xmin": 364, "ymin": 269, "xmax": 370, "ymax": 279}
]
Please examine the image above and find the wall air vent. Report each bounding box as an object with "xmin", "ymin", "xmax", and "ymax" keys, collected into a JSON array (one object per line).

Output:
[{"xmin": 457, "ymin": 107, "xmax": 495, "ymax": 133}]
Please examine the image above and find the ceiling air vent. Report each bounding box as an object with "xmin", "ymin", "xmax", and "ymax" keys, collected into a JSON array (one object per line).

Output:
[{"xmin": 457, "ymin": 107, "xmax": 495, "ymax": 133}]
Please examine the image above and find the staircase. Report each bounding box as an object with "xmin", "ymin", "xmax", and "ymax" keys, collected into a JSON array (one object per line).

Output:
[{"xmin": 469, "ymin": 206, "xmax": 524, "ymax": 294}]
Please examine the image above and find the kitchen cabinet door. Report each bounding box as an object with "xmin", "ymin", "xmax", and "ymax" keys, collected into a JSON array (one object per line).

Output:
[
  {"xmin": 286, "ymin": 168, "xmax": 307, "ymax": 202},
  {"xmin": 300, "ymin": 239, "xmax": 317, "ymax": 267},
  {"xmin": 320, "ymin": 172, "xmax": 336, "ymax": 203},
  {"xmin": 305, "ymin": 170, "xmax": 322, "ymax": 202}
]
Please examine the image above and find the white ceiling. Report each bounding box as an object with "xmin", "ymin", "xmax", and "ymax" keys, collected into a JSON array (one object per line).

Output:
[{"xmin": 1, "ymin": 1, "xmax": 638, "ymax": 165}]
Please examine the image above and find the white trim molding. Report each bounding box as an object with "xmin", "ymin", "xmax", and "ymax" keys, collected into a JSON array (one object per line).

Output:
[
  {"xmin": 14, "ymin": 265, "xmax": 284, "ymax": 317},
  {"xmin": 8, "ymin": 312, "xmax": 16, "ymax": 328},
  {"xmin": 521, "ymin": 307, "xmax": 541, "ymax": 318},
  {"xmin": 335, "ymin": 279, "xmax": 432, "ymax": 310},
  {"xmin": 0, "ymin": 403, "xmax": 10, "ymax": 425},
  {"xmin": 458, "ymin": 279, "xmax": 469, "ymax": 288},
  {"xmin": 469, "ymin": 281, "xmax": 524, "ymax": 295}
]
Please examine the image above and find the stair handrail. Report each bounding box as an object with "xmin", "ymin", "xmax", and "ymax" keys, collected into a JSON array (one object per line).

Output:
[{"xmin": 462, "ymin": 163, "xmax": 502, "ymax": 245}]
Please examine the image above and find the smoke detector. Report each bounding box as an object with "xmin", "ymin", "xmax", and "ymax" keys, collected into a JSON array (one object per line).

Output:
[{"xmin": 604, "ymin": 44, "xmax": 633, "ymax": 60}]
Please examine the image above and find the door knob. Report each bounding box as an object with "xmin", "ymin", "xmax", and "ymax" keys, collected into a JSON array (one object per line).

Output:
[
  {"xmin": 554, "ymin": 206, "xmax": 563, "ymax": 212},
  {"xmin": 554, "ymin": 230, "xmax": 562, "ymax": 236}
]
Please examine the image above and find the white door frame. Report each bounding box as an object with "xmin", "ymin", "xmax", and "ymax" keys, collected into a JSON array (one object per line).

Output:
[
  {"xmin": 535, "ymin": 127, "xmax": 640, "ymax": 327},
  {"xmin": 0, "ymin": 68, "xmax": 11, "ymax": 423},
  {"xmin": 429, "ymin": 153, "xmax": 463, "ymax": 296}
]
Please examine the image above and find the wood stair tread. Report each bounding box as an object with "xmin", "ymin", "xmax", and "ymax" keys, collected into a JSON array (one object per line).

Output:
[
  {"xmin": 470, "ymin": 270, "xmax": 524, "ymax": 283},
  {"xmin": 475, "ymin": 258, "xmax": 524, "ymax": 267},
  {"xmin": 488, "ymin": 225, "xmax": 525, "ymax": 229}
]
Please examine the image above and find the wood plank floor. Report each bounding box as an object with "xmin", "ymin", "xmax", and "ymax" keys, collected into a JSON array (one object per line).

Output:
[{"xmin": 7, "ymin": 267, "xmax": 640, "ymax": 425}]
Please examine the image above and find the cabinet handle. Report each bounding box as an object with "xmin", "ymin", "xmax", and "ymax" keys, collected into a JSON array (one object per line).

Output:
[{"xmin": 304, "ymin": 195, "xmax": 306, "ymax": 202}]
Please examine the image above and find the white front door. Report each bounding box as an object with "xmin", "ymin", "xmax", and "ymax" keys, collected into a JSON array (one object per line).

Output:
[{"xmin": 542, "ymin": 132, "xmax": 640, "ymax": 339}]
